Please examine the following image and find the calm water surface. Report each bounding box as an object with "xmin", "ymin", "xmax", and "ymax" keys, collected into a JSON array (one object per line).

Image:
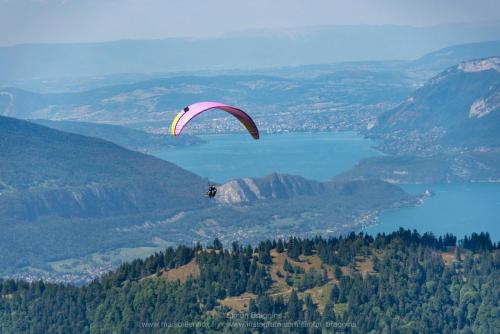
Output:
[
  {"xmin": 366, "ymin": 183, "xmax": 500, "ymax": 240},
  {"xmin": 153, "ymin": 132, "xmax": 500, "ymax": 241},
  {"xmin": 153, "ymin": 132, "xmax": 382, "ymax": 182}
]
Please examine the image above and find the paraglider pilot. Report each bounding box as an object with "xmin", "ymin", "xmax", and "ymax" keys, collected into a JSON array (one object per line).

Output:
[{"xmin": 206, "ymin": 184, "xmax": 217, "ymax": 199}]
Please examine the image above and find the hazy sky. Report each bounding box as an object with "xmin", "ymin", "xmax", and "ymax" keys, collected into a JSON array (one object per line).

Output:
[{"xmin": 1, "ymin": 0, "xmax": 499, "ymax": 46}]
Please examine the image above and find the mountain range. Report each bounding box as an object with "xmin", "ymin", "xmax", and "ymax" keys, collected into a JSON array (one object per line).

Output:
[
  {"xmin": 1, "ymin": 24, "xmax": 499, "ymax": 83},
  {"xmin": 0, "ymin": 116, "xmax": 416, "ymax": 282},
  {"xmin": 370, "ymin": 57, "xmax": 500, "ymax": 155},
  {"xmin": 410, "ymin": 40, "xmax": 500, "ymax": 72},
  {"xmin": 0, "ymin": 70, "xmax": 414, "ymax": 134},
  {"xmin": 335, "ymin": 57, "xmax": 500, "ymax": 184},
  {"xmin": 1, "ymin": 41, "xmax": 499, "ymax": 140},
  {"xmin": 1, "ymin": 40, "xmax": 499, "ymax": 281}
]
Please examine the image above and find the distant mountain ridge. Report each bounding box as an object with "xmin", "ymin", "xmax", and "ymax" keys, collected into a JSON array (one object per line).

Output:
[
  {"xmin": 0, "ymin": 40, "xmax": 498, "ymax": 95},
  {"xmin": 0, "ymin": 71, "xmax": 414, "ymax": 134},
  {"xmin": 1, "ymin": 24, "xmax": 499, "ymax": 82},
  {"xmin": 2, "ymin": 41, "xmax": 500, "ymax": 138},
  {"xmin": 411, "ymin": 40, "xmax": 500, "ymax": 72},
  {"xmin": 370, "ymin": 57, "xmax": 500, "ymax": 155},
  {"xmin": 32, "ymin": 119, "xmax": 204, "ymax": 152},
  {"xmin": 340, "ymin": 57, "xmax": 500, "ymax": 184}
]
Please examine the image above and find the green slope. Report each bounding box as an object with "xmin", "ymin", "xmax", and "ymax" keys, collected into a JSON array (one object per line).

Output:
[
  {"xmin": 0, "ymin": 115, "xmax": 207, "ymax": 220},
  {"xmin": 32, "ymin": 119, "xmax": 204, "ymax": 152},
  {"xmin": 371, "ymin": 57, "xmax": 500, "ymax": 155}
]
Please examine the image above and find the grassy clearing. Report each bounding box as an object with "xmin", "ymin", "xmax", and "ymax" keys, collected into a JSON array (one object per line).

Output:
[
  {"xmin": 299, "ymin": 282, "xmax": 336, "ymax": 312},
  {"xmin": 439, "ymin": 247, "xmax": 471, "ymax": 266},
  {"xmin": 354, "ymin": 255, "xmax": 374, "ymax": 277},
  {"xmin": 219, "ymin": 292, "xmax": 257, "ymax": 312},
  {"xmin": 208, "ymin": 247, "xmax": 468, "ymax": 316},
  {"xmin": 161, "ymin": 258, "xmax": 200, "ymax": 283},
  {"xmin": 220, "ymin": 250, "xmax": 341, "ymax": 313}
]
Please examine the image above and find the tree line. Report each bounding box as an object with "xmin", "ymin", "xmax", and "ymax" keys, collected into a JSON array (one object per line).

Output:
[{"xmin": 0, "ymin": 228, "xmax": 498, "ymax": 333}]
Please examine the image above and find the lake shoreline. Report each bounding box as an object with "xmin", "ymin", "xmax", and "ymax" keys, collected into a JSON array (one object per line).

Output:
[{"xmin": 153, "ymin": 131, "xmax": 500, "ymax": 242}]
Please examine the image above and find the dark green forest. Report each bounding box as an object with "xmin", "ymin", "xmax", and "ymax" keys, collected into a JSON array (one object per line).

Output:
[{"xmin": 0, "ymin": 229, "xmax": 498, "ymax": 333}]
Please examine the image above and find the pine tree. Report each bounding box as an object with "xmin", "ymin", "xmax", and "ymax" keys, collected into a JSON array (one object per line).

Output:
[
  {"xmin": 304, "ymin": 294, "xmax": 317, "ymax": 322},
  {"xmin": 323, "ymin": 302, "xmax": 336, "ymax": 322},
  {"xmin": 288, "ymin": 237, "xmax": 301, "ymax": 260},
  {"xmin": 330, "ymin": 284, "xmax": 340, "ymax": 303},
  {"xmin": 213, "ymin": 238, "xmax": 223, "ymax": 251},
  {"xmin": 286, "ymin": 290, "xmax": 302, "ymax": 320},
  {"xmin": 258, "ymin": 244, "xmax": 273, "ymax": 265},
  {"xmin": 302, "ymin": 239, "xmax": 313, "ymax": 256},
  {"xmin": 455, "ymin": 246, "xmax": 462, "ymax": 262},
  {"xmin": 276, "ymin": 239, "xmax": 284, "ymax": 253},
  {"xmin": 334, "ymin": 265, "xmax": 342, "ymax": 279}
]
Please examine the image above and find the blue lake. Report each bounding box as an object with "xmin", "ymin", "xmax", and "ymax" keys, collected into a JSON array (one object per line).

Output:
[
  {"xmin": 154, "ymin": 132, "xmax": 383, "ymax": 182},
  {"xmin": 153, "ymin": 132, "xmax": 500, "ymax": 241},
  {"xmin": 367, "ymin": 183, "xmax": 500, "ymax": 241}
]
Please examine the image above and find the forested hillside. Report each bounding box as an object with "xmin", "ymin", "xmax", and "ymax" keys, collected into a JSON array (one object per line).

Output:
[
  {"xmin": 371, "ymin": 57, "xmax": 500, "ymax": 155},
  {"xmin": 342, "ymin": 57, "xmax": 500, "ymax": 184},
  {"xmin": 0, "ymin": 115, "xmax": 207, "ymax": 221},
  {"xmin": 32, "ymin": 119, "xmax": 204, "ymax": 152},
  {"xmin": 1, "ymin": 229, "xmax": 498, "ymax": 333}
]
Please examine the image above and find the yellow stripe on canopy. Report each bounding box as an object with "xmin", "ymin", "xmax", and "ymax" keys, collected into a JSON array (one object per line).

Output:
[{"xmin": 171, "ymin": 112, "xmax": 183, "ymax": 136}]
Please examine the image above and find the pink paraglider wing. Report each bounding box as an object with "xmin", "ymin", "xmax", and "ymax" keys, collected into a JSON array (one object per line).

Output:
[{"xmin": 171, "ymin": 101, "xmax": 259, "ymax": 139}]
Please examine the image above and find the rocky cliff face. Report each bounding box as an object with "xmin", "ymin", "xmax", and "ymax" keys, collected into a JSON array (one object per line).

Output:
[
  {"xmin": 216, "ymin": 174, "xmax": 326, "ymax": 204},
  {"xmin": 215, "ymin": 173, "xmax": 416, "ymax": 208}
]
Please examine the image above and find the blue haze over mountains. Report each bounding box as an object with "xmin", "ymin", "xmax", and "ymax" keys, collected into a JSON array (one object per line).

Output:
[
  {"xmin": 1, "ymin": 24, "xmax": 500, "ymax": 84},
  {"xmin": 0, "ymin": 32, "xmax": 499, "ymax": 282},
  {"xmin": 2, "ymin": 40, "xmax": 499, "ymax": 137}
]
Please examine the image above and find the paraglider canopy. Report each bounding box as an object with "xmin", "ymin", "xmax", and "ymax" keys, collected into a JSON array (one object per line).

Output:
[{"xmin": 171, "ymin": 102, "xmax": 259, "ymax": 139}]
